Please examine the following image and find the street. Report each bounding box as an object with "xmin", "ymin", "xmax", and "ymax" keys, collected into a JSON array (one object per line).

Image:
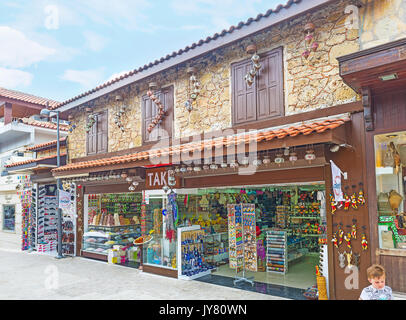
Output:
[{"xmin": 0, "ymin": 248, "xmax": 286, "ymax": 300}]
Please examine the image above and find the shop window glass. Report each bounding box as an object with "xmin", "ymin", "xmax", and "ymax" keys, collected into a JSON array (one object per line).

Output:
[
  {"xmin": 142, "ymin": 196, "xmax": 177, "ymax": 269},
  {"xmin": 83, "ymin": 193, "xmax": 143, "ymax": 264},
  {"xmin": 3, "ymin": 205, "xmax": 15, "ymax": 232},
  {"xmin": 375, "ymin": 131, "xmax": 406, "ymax": 250}
]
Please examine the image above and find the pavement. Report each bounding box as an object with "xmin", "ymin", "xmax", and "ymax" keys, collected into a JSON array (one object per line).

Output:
[{"xmin": 0, "ymin": 248, "xmax": 287, "ymax": 300}]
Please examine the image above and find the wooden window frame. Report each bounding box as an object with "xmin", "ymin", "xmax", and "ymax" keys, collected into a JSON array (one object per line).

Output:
[
  {"xmin": 142, "ymin": 85, "xmax": 174, "ymax": 145},
  {"xmin": 231, "ymin": 46, "xmax": 284, "ymax": 126},
  {"xmin": 86, "ymin": 110, "xmax": 108, "ymax": 156}
]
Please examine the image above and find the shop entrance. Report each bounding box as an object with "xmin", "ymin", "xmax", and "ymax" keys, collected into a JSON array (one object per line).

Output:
[{"xmin": 176, "ymin": 183, "xmax": 327, "ymax": 292}]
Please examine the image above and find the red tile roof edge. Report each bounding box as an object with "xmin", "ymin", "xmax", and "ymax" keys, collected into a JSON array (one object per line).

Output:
[
  {"xmin": 26, "ymin": 138, "xmax": 67, "ymax": 152},
  {"xmin": 18, "ymin": 118, "xmax": 69, "ymax": 132},
  {"xmin": 5, "ymin": 153, "xmax": 67, "ymax": 168},
  {"xmin": 0, "ymin": 87, "xmax": 59, "ymax": 108},
  {"xmin": 52, "ymin": 116, "xmax": 349, "ymax": 174}
]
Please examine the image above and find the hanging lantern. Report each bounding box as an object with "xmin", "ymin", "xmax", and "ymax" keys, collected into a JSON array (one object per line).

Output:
[
  {"xmin": 193, "ymin": 165, "xmax": 201, "ymax": 172},
  {"xmin": 240, "ymin": 156, "xmax": 250, "ymax": 165},
  {"xmin": 210, "ymin": 164, "xmax": 218, "ymax": 170},
  {"xmin": 202, "ymin": 164, "xmax": 210, "ymax": 171},
  {"xmin": 305, "ymin": 149, "xmax": 316, "ymax": 163},
  {"xmin": 263, "ymin": 155, "xmax": 271, "ymax": 164},
  {"xmin": 180, "ymin": 165, "xmax": 187, "ymax": 173},
  {"xmin": 252, "ymin": 159, "xmax": 262, "ymax": 167},
  {"xmin": 274, "ymin": 153, "xmax": 285, "ymax": 165},
  {"xmin": 289, "ymin": 152, "xmax": 298, "ymax": 164},
  {"xmin": 230, "ymin": 160, "xmax": 239, "ymax": 169}
]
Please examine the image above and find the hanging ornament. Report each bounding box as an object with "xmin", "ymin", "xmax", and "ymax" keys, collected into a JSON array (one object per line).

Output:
[
  {"xmin": 338, "ymin": 251, "xmax": 346, "ymax": 269},
  {"xmin": 361, "ymin": 226, "xmax": 368, "ymax": 251},
  {"xmin": 331, "ymin": 232, "xmax": 338, "ymax": 248},
  {"xmin": 345, "ymin": 251, "xmax": 353, "ymax": 268},
  {"xmin": 338, "ymin": 224, "xmax": 344, "ymax": 246},
  {"xmin": 344, "ymin": 232, "xmax": 352, "ymax": 249},
  {"xmin": 343, "ymin": 187, "xmax": 351, "ymax": 211},
  {"xmin": 147, "ymin": 84, "xmax": 166, "ymax": 133},
  {"xmin": 352, "ymin": 252, "xmax": 360, "ymax": 269},
  {"xmin": 330, "ymin": 194, "xmax": 337, "ymax": 215},
  {"xmin": 244, "ymin": 45, "xmax": 261, "ymax": 87},
  {"xmin": 274, "ymin": 152, "xmax": 285, "ymax": 165},
  {"xmin": 305, "ymin": 148, "xmax": 316, "ymax": 163},
  {"xmin": 351, "ymin": 185, "xmax": 358, "ymax": 210},
  {"xmin": 351, "ymin": 219, "xmax": 357, "ymax": 239},
  {"xmin": 289, "ymin": 150, "xmax": 298, "ymax": 164},
  {"xmin": 358, "ymin": 182, "xmax": 366, "ymax": 205}
]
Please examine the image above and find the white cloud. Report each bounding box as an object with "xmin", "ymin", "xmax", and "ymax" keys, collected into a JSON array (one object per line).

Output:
[
  {"xmin": 0, "ymin": 26, "xmax": 56, "ymax": 68},
  {"xmin": 83, "ymin": 31, "xmax": 109, "ymax": 52},
  {"xmin": 0, "ymin": 68, "xmax": 33, "ymax": 88},
  {"xmin": 106, "ymin": 70, "xmax": 131, "ymax": 83},
  {"xmin": 61, "ymin": 69, "xmax": 105, "ymax": 88}
]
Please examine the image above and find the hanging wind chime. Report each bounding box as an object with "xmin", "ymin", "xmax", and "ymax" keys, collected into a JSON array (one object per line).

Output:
[
  {"xmin": 301, "ymin": 22, "xmax": 319, "ymax": 61},
  {"xmin": 244, "ymin": 44, "xmax": 262, "ymax": 87},
  {"xmin": 147, "ymin": 82, "xmax": 166, "ymax": 133},
  {"xmin": 185, "ymin": 67, "xmax": 201, "ymax": 112},
  {"xmin": 113, "ymin": 95, "xmax": 127, "ymax": 133}
]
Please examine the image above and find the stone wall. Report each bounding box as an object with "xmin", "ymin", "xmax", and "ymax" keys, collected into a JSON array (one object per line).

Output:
[
  {"xmin": 360, "ymin": 0, "xmax": 406, "ymax": 50},
  {"xmin": 67, "ymin": 0, "xmax": 359, "ymax": 160}
]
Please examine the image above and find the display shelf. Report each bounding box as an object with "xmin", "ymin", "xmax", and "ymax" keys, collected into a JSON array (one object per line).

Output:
[
  {"xmin": 88, "ymin": 224, "xmax": 140, "ymax": 230},
  {"xmin": 266, "ymin": 229, "xmax": 287, "ymax": 274}
]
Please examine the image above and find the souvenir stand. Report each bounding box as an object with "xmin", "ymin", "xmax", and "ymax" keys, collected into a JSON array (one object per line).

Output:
[
  {"xmin": 60, "ymin": 183, "xmax": 77, "ymax": 256},
  {"xmin": 18, "ymin": 175, "xmax": 32, "ymax": 251}
]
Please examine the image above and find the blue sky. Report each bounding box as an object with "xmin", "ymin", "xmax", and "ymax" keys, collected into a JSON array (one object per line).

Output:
[{"xmin": 1, "ymin": 0, "xmax": 285, "ymax": 103}]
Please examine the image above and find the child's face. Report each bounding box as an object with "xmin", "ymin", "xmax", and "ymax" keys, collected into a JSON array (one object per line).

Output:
[{"xmin": 368, "ymin": 276, "xmax": 386, "ymax": 290}]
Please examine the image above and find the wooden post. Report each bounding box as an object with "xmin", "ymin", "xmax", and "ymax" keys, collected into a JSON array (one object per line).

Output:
[{"xmin": 4, "ymin": 102, "xmax": 12, "ymax": 125}]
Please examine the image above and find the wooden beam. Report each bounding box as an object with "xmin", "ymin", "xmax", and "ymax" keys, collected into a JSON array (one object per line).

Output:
[
  {"xmin": 4, "ymin": 102, "xmax": 12, "ymax": 125},
  {"xmin": 362, "ymin": 87, "xmax": 373, "ymax": 131}
]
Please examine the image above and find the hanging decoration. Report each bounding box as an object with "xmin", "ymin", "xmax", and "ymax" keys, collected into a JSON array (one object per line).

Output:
[
  {"xmin": 113, "ymin": 103, "xmax": 128, "ymax": 132},
  {"xmin": 338, "ymin": 251, "xmax": 346, "ymax": 269},
  {"xmin": 244, "ymin": 44, "xmax": 261, "ymax": 87},
  {"xmin": 147, "ymin": 82, "xmax": 166, "ymax": 133},
  {"xmin": 85, "ymin": 113, "xmax": 97, "ymax": 133},
  {"xmin": 330, "ymin": 194, "xmax": 337, "ymax": 215},
  {"xmin": 361, "ymin": 226, "xmax": 368, "ymax": 251},
  {"xmin": 301, "ymin": 22, "xmax": 319, "ymax": 62},
  {"xmin": 351, "ymin": 185, "xmax": 358, "ymax": 210},
  {"xmin": 352, "ymin": 252, "xmax": 360, "ymax": 269},
  {"xmin": 358, "ymin": 182, "xmax": 366, "ymax": 205},
  {"xmin": 338, "ymin": 223, "xmax": 344, "ymax": 246},
  {"xmin": 344, "ymin": 232, "xmax": 352, "ymax": 249},
  {"xmin": 305, "ymin": 146, "xmax": 316, "ymax": 163},
  {"xmin": 185, "ymin": 67, "xmax": 201, "ymax": 112},
  {"xmin": 331, "ymin": 232, "xmax": 338, "ymax": 248},
  {"xmin": 345, "ymin": 250, "xmax": 353, "ymax": 268},
  {"xmin": 343, "ymin": 186, "xmax": 351, "ymax": 211},
  {"xmin": 351, "ymin": 219, "xmax": 357, "ymax": 239}
]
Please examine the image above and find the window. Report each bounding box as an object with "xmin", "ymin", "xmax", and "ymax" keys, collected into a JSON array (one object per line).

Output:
[
  {"xmin": 3, "ymin": 205, "xmax": 15, "ymax": 232},
  {"xmin": 231, "ymin": 47, "xmax": 284, "ymax": 125},
  {"xmin": 375, "ymin": 131, "xmax": 406, "ymax": 250},
  {"xmin": 142, "ymin": 86, "xmax": 174, "ymax": 143},
  {"xmin": 86, "ymin": 110, "xmax": 108, "ymax": 155}
]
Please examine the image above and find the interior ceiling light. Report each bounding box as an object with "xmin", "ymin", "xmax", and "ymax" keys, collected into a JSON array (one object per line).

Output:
[{"xmin": 379, "ymin": 73, "xmax": 398, "ymax": 81}]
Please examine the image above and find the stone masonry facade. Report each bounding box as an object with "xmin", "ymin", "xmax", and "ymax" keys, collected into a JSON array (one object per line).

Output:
[{"xmin": 67, "ymin": 0, "xmax": 360, "ymax": 161}]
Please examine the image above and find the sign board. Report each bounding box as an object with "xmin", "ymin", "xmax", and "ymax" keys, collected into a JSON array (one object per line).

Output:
[{"xmin": 145, "ymin": 167, "xmax": 181, "ymax": 190}]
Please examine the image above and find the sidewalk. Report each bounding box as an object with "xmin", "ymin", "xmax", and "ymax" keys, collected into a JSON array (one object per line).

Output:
[{"xmin": 0, "ymin": 248, "xmax": 287, "ymax": 300}]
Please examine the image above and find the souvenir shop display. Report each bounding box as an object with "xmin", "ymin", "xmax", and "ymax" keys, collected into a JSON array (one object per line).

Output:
[
  {"xmin": 18, "ymin": 175, "xmax": 32, "ymax": 251},
  {"xmin": 266, "ymin": 229, "xmax": 287, "ymax": 274},
  {"xmin": 177, "ymin": 226, "xmax": 214, "ymax": 280},
  {"xmin": 29, "ymin": 184, "xmax": 37, "ymax": 249},
  {"xmin": 83, "ymin": 192, "xmax": 144, "ymax": 257},
  {"xmin": 61, "ymin": 185, "xmax": 76, "ymax": 256},
  {"xmin": 227, "ymin": 204, "xmax": 244, "ymax": 272},
  {"xmin": 27, "ymin": 184, "xmax": 58, "ymax": 254}
]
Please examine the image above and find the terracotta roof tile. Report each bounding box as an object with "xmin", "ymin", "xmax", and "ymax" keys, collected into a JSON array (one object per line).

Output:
[
  {"xmin": 5, "ymin": 153, "xmax": 67, "ymax": 168},
  {"xmin": 0, "ymin": 87, "xmax": 59, "ymax": 108},
  {"xmin": 26, "ymin": 138, "xmax": 67, "ymax": 151},
  {"xmin": 52, "ymin": 116, "xmax": 349, "ymax": 174},
  {"xmin": 19, "ymin": 118, "xmax": 69, "ymax": 131}
]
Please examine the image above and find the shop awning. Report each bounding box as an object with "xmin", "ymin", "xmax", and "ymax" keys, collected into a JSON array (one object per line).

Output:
[
  {"xmin": 52, "ymin": 114, "xmax": 350, "ymax": 177},
  {"xmin": 5, "ymin": 154, "xmax": 67, "ymax": 173}
]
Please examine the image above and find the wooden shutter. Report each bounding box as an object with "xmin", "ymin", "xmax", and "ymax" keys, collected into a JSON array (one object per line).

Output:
[
  {"xmin": 232, "ymin": 59, "xmax": 257, "ymax": 125},
  {"xmin": 86, "ymin": 115, "xmax": 97, "ymax": 155},
  {"xmin": 97, "ymin": 110, "xmax": 108, "ymax": 153},
  {"xmin": 256, "ymin": 48, "xmax": 284, "ymax": 120},
  {"xmin": 143, "ymin": 86, "xmax": 173, "ymax": 143}
]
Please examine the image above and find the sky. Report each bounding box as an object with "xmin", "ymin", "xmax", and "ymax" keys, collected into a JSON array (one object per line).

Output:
[{"xmin": 0, "ymin": 0, "xmax": 285, "ymax": 103}]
